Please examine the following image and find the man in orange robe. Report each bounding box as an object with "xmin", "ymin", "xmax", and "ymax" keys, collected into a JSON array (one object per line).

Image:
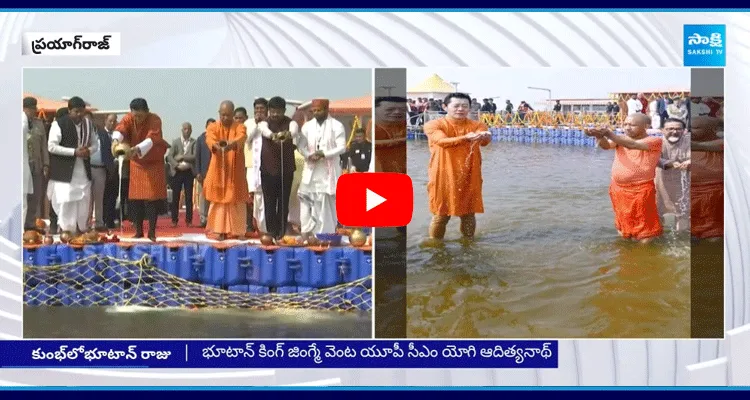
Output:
[
  {"xmin": 112, "ymin": 98, "xmax": 169, "ymax": 241},
  {"xmin": 367, "ymin": 96, "xmax": 407, "ymax": 174},
  {"xmin": 423, "ymin": 93, "xmax": 492, "ymax": 240},
  {"xmin": 690, "ymin": 116, "xmax": 723, "ymax": 241},
  {"xmin": 588, "ymin": 113, "xmax": 663, "ymax": 244},
  {"xmin": 203, "ymin": 100, "xmax": 249, "ymax": 240}
]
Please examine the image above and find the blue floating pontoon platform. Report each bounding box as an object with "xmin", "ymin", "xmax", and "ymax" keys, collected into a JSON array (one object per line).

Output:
[{"xmin": 22, "ymin": 242, "xmax": 373, "ymax": 311}]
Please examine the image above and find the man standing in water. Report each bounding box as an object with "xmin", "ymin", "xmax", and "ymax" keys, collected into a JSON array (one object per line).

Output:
[
  {"xmin": 656, "ymin": 118, "xmax": 691, "ymax": 232},
  {"xmin": 367, "ymin": 96, "xmax": 407, "ymax": 173},
  {"xmin": 587, "ymin": 113, "xmax": 663, "ymax": 244},
  {"xmin": 423, "ymin": 92, "xmax": 492, "ymax": 241},
  {"xmin": 690, "ymin": 116, "xmax": 723, "ymax": 242}
]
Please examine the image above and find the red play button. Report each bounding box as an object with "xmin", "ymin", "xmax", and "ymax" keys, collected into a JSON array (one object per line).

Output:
[{"xmin": 336, "ymin": 173, "xmax": 413, "ymax": 228}]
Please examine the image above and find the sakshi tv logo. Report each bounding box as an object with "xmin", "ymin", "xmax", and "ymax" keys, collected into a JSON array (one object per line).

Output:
[{"xmin": 683, "ymin": 24, "xmax": 725, "ymax": 67}]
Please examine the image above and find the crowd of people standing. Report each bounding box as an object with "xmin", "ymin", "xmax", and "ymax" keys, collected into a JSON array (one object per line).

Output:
[
  {"xmin": 23, "ymin": 95, "xmax": 372, "ymax": 243},
  {"xmin": 419, "ymin": 92, "xmax": 723, "ymax": 244}
]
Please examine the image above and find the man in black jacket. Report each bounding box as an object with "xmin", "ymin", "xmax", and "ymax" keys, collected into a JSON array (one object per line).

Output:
[
  {"xmin": 344, "ymin": 128, "xmax": 371, "ymax": 172},
  {"xmin": 194, "ymin": 118, "xmax": 215, "ymax": 227},
  {"xmin": 46, "ymin": 96, "xmax": 98, "ymax": 234}
]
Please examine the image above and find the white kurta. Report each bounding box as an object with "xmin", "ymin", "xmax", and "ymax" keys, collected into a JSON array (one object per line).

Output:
[
  {"xmin": 297, "ymin": 116, "xmax": 347, "ymax": 234},
  {"xmin": 626, "ymin": 99, "xmax": 642, "ymax": 115},
  {"xmin": 649, "ymin": 100, "xmax": 660, "ymax": 129},
  {"xmin": 47, "ymin": 119, "xmax": 99, "ymax": 232},
  {"xmin": 244, "ymin": 119, "xmax": 265, "ymax": 232},
  {"xmin": 692, "ymin": 102, "xmax": 711, "ymax": 116},
  {"xmin": 22, "ymin": 113, "xmax": 33, "ymax": 225},
  {"xmin": 287, "ymin": 150, "xmax": 306, "ymax": 226}
]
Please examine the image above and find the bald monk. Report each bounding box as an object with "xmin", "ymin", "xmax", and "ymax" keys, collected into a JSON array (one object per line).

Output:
[
  {"xmin": 690, "ymin": 116, "xmax": 723, "ymax": 242},
  {"xmin": 423, "ymin": 92, "xmax": 492, "ymax": 240},
  {"xmin": 203, "ymin": 100, "xmax": 249, "ymax": 240},
  {"xmin": 587, "ymin": 113, "xmax": 663, "ymax": 244},
  {"xmin": 367, "ymin": 96, "xmax": 407, "ymax": 173},
  {"xmin": 112, "ymin": 98, "xmax": 169, "ymax": 241}
]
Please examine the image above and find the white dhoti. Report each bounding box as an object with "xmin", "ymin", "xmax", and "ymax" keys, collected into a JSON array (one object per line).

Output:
[
  {"xmin": 287, "ymin": 150, "xmax": 305, "ymax": 227},
  {"xmin": 247, "ymin": 167, "xmax": 266, "ymax": 233},
  {"xmin": 651, "ymin": 114, "xmax": 660, "ymax": 129},
  {"xmin": 297, "ymin": 115, "xmax": 347, "ymax": 235},
  {"xmin": 47, "ymin": 159, "xmax": 92, "ymax": 232},
  {"xmin": 253, "ymin": 191, "xmax": 265, "ymax": 233},
  {"xmin": 298, "ymin": 192, "xmax": 337, "ymax": 234},
  {"xmin": 22, "ymin": 164, "xmax": 32, "ymax": 227},
  {"xmin": 288, "ymin": 193, "xmax": 301, "ymax": 226}
]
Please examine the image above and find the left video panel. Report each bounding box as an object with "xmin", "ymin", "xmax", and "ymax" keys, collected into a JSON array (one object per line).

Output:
[{"xmin": 21, "ymin": 68, "xmax": 373, "ymax": 339}]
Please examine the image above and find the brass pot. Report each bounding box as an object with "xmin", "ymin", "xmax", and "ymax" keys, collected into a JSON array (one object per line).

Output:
[
  {"xmin": 307, "ymin": 236, "xmax": 320, "ymax": 246},
  {"xmin": 59, "ymin": 231, "xmax": 72, "ymax": 244},
  {"xmin": 23, "ymin": 230, "xmax": 41, "ymax": 245},
  {"xmin": 83, "ymin": 231, "xmax": 100, "ymax": 243},
  {"xmin": 112, "ymin": 141, "xmax": 131, "ymax": 158},
  {"xmin": 260, "ymin": 234, "xmax": 275, "ymax": 246},
  {"xmin": 42, "ymin": 235, "xmax": 54, "ymax": 245},
  {"xmin": 349, "ymin": 229, "xmax": 367, "ymax": 247}
]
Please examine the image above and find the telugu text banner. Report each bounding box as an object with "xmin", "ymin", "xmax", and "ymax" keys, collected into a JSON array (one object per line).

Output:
[{"xmin": 0, "ymin": 340, "xmax": 558, "ymax": 369}]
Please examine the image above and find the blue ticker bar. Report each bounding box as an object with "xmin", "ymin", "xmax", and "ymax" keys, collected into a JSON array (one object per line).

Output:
[{"xmin": 0, "ymin": 340, "xmax": 557, "ymax": 369}]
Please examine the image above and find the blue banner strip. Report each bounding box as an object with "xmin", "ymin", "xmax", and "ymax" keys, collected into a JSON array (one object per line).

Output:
[
  {"xmin": 0, "ymin": 340, "xmax": 557, "ymax": 368},
  {"xmin": 1, "ymin": 388, "xmax": 750, "ymax": 393}
]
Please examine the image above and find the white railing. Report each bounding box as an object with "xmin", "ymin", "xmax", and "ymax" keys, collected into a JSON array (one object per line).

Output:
[{"xmin": 685, "ymin": 324, "xmax": 750, "ymax": 385}]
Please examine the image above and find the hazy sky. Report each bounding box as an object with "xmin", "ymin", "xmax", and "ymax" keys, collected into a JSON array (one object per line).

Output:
[
  {"xmin": 23, "ymin": 68, "xmax": 372, "ymax": 141},
  {"xmin": 407, "ymin": 68, "xmax": 691, "ymax": 109}
]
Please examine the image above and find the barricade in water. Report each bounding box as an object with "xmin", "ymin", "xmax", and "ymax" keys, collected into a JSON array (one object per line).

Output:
[
  {"xmin": 22, "ymin": 243, "xmax": 372, "ymax": 312},
  {"xmin": 407, "ymin": 127, "xmax": 663, "ymax": 147}
]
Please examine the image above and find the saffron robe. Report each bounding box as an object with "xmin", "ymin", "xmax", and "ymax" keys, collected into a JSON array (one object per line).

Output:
[
  {"xmin": 112, "ymin": 113, "xmax": 169, "ymax": 201},
  {"xmin": 423, "ymin": 117, "xmax": 490, "ymax": 217},
  {"xmin": 609, "ymin": 136, "xmax": 663, "ymax": 240},
  {"xmin": 204, "ymin": 121, "xmax": 249, "ymax": 236},
  {"xmin": 367, "ymin": 121, "xmax": 406, "ymax": 174},
  {"xmin": 691, "ymin": 140, "xmax": 723, "ymax": 239}
]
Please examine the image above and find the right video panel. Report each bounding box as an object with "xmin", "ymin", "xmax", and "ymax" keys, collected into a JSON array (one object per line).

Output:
[{"xmin": 404, "ymin": 67, "xmax": 722, "ymax": 339}]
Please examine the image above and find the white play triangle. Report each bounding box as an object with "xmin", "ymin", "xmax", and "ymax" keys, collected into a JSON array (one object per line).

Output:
[{"xmin": 366, "ymin": 188, "xmax": 386, "ymax": 212}]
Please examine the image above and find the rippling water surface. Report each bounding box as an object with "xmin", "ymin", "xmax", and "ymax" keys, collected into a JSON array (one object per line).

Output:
[
  {"xmin": 25, "ymin": 306, "xmax": 371, "ymax": 339},
  {"xmin": 406, "ymin": 140, "xmax": 694, "ymax": 339}
]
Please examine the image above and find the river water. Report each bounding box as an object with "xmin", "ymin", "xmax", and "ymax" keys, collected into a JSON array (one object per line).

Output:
[
  {"xmin": 24, "ymin": 307, "xmax": 371, "ymax": 339},
  {"xmin": 406, "ymin": 140, "xmax": 693, "ymax": 339}
]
